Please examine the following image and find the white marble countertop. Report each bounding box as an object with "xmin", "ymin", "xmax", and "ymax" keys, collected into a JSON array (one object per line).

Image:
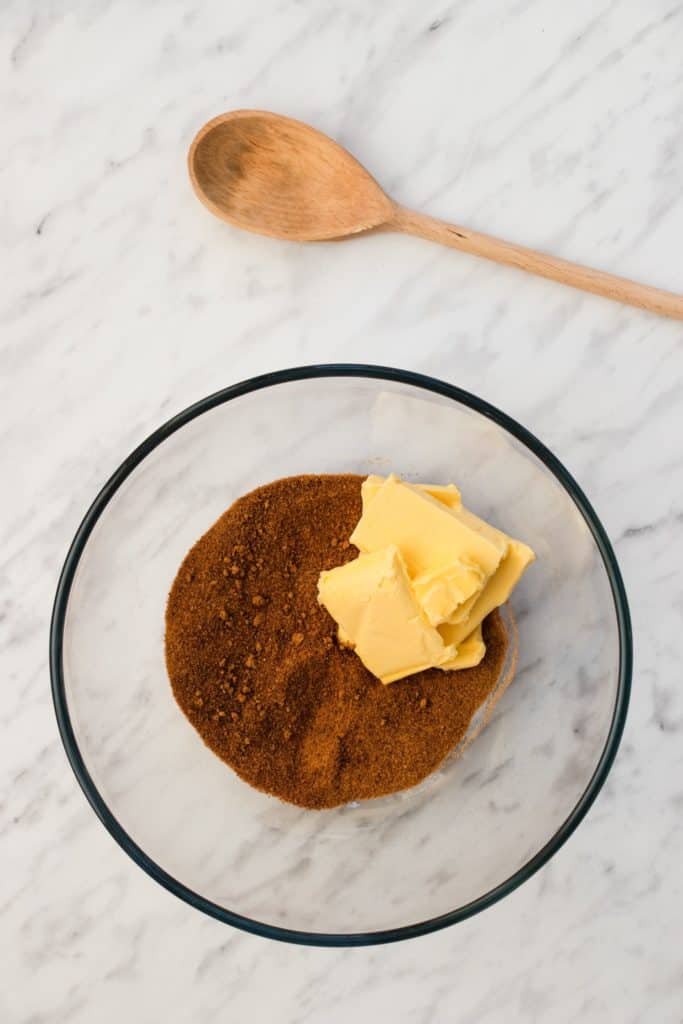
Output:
[{"xmin": 3, "ymin": 1, "xmax": 683, "ymax": 1021}]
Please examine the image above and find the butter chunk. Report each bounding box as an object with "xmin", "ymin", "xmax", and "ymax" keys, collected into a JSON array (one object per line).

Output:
[
  {"xmin": 440, "ymin": 624, "xmax": 486, "ymax": 671},
  {"xmin": 317, "ymin": 545, "xmax": 457, "ymax": 684},
  {"xmin": 411, "ymin": 501, "xmax": 510, "ymax": 627},
  {"xmin": 361, "ymin": 475, "xmax": 461, "ymax": 512},
  {"xmin": 412, "ymin": 560, "xmax": 486, "ymax": 627},
  {"xmin": 439, "ymin": 540, "xmax": 535, "ymax": 648},
  {"xmin": 449, "ymin": 504, "xmax": 508, "ymax": 558},
  {"xmin": 350, "ymin": 476, "xmax": 504, "ymax": 621},
  {"xmin": 352, "ymin": 475, "xmax": 503, "ymax": 578},
  {"xmin": 444, "ymin": 589, "xmax": 480, "ymax": 626}
]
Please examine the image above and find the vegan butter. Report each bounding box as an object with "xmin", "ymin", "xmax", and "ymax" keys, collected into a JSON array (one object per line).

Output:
[
  {"xmin": 360, "ymin": 476, "xmax": 462, "ymax": 511},
  {"xmin": 438, "ymin": 540, "xmax": 535, "ymax": 647},
  {"xmin": 317, "ymin": 545, "xmax": 458, "ymax": 684},
  {"xmin": 317, "ymin": 475, "xmax": 535, "ymax": 684}
]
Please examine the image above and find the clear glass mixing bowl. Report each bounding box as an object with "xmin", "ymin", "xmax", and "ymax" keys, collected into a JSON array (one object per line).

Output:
[{"xmin": 50, "ymin": 366, "xmax": 631, "ymax": 945}]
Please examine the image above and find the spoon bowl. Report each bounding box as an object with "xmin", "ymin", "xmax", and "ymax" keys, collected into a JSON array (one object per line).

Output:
[{"xmin": 189, "ymin": 110, "xmax": 394, "ymax": 241}]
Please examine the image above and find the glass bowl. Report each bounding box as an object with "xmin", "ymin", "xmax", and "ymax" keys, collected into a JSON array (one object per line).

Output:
[{"xmin": 50, "ymin": 366, "xmax": 631, "ymax": 946}]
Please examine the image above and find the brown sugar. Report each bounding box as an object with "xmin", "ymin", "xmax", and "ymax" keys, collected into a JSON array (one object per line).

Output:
[{"xmin": 165, "ymin": 475, "xmax": 511, "ymax": 810}]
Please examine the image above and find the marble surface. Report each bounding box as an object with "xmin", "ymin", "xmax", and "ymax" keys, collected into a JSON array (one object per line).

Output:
[{"xmin": 2, "ymin": 0, "xmax": 682, "ymax": 1020}]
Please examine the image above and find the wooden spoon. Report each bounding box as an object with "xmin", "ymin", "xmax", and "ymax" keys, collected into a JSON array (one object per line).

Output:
[{"xmin": 189, "ymin": 110, "xmax": 683, "ymax": 320}]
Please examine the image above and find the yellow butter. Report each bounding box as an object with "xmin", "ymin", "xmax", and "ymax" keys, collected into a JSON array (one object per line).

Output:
[
  {"xmin": 449, "ymin": 504, "xmax": 508, "ymax": 558},
  {"xmin": 439, "ymin": 540, "xmax": 535, "ymax": 648},
  {"xmin": 336, "ymin": 607, "xmax": 487, "ymax": 674},
  {"xmin": 350, "ymin": 476, "xmax": 504, "ymax": 625},
  {"xmin": 440, "ymin": 623, "xmax": 486, "ymax": 670},
  {"xmin": 371, "ymin": 482, "xmax": 510, "ymax": 625},
  {"xmin": 317, "ymin": 545, "xmax": 457, "ymax": 684},
  {"xmin": 363, "ymin": 478, "xmax": 507, "ymax": 560},
  {"xmin": 411, "ymin": 560, "xmax": 486, "ymax": 627},
  {"xmin": 444, "ymin": 589, "xmax": 480, "ymax": 626},
  {"xmin": 420, "ymin": 505, "xmax": 511, "ymax": 626},
  {"xmin": 318, "ymin": 475, "xmax": 535, "ymax": 684},
  {"xmin": 361, "ymin": 475, "xmax": 462, "ymax": 512},
  {"xmin": 363, "ymin": 478, "xmax": 479, "ymax": 626}
]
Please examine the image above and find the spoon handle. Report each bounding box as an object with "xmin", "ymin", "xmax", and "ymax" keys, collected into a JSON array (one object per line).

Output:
[{"xmin": 392, "ymin": 206, "xmax": 683, "ymax": 320}]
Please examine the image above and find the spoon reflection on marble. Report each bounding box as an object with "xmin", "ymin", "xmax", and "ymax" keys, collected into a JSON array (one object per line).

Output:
[{"xmin": 189, "ymin": 110, "xmax": 683, "ymax": 320}]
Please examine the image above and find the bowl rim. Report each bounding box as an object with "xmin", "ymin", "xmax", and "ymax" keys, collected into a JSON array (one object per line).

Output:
[{"xmin": 50, "ymin": 363, "xmax": 632, "ymax": 947}]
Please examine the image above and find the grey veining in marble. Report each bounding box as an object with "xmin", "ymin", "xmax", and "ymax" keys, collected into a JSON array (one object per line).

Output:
[{"xmin": 2, "ymin": 0, "xmax": 683, "ymax": 1021}]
